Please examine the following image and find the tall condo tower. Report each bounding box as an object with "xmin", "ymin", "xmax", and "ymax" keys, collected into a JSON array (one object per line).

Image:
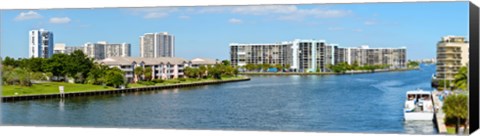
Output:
[
  {"xmin": 29, "ymin": 29, "xmax": 54, "ymax": 58},
  {"xmin": 140, "ymin": 32, "xmax": 175, "ymax": 58}
]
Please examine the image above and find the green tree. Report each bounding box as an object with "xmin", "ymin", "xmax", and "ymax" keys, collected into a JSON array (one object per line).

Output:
[
  {"xmin": 209, "ymin": 64, "xmax": 222, "ymax": 79},
  {"xmin": 351, "ymin": 61, "xmax": 360, "ymax": 70},
  {"xmin": 44, "ymin": 54, "xmax": 69, "ymax": 81},
  {"xmin": 23, "ymin": 57, "xmax": 46, "ymax": 72},
  {"xmin": 261, "ymin": 64, "xmax": 271, "ymax": 72},
  {"xmin": 2, "ymin": 56, "xmax": 19, "ymax": 67},
  {"xmin": 144, "ymin": 67, "xmax": 153, "ymax": 81},
  {"xmin": 245, "ymin": 63, "xmax": 256, "ymax": 72},
  {"xmin": 103, "ymin": 67, "xmax": 126, "ymax": 88},
  {"xmin": 199, "ymin": 65, "xmax": 208, "ymax": 78},
  {"xmin": 134, "ymin": 66, "xmax": 145, "ymax": 82},
  {"xmin": 275, "ymin": 64, "xmax": 283, "ymax": 72},
  {"xmin": 87, "ymin": 63, "xmax": 108, "ymax": 85},
  {"xmin": 442, "ymin": 94, "xmax": 468, "ymax": 134},
  {"xmin": 285, "ymin": 64, "xmax": 291, "ymax": 71},
  {"xmin": 221, "ymin": 60, "xmax": 231, "ymax": 66},
  {"xmin": 184, "ymin": 67, "xmax": 193, "ymax": 78},
  {"xmin": 407, "ymin": 61, "xmax": 420, "ymax": 68},
  {"xmin": 454, "ymin": 66, "xmax": 468, "ymax": 91},
  {"xmin": 233, "ymin": 68, "xmax": 239, "ymax": 76},
  {"xmin": 2, "ymin": 67, "xmax": 32, "ymax": 86},
  {"xmin": 66, "ymin": 50, "xmax": 94, "ymax": 83}
]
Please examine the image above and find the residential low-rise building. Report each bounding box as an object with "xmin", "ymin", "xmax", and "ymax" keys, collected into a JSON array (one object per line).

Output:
[
  {"xmin": 96, "ymin": 57, "xmax": 217, "ymax": 83},
  {"xmin": 190, "ymin": 58, "xmax": 218, "ymax": 68}
]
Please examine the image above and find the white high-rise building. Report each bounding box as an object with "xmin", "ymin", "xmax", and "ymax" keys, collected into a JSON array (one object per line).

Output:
[
  {"xmin": 230, "ymin": 39, "xmax": 407, "ymax": 72},
  {"xmin": 54, "ymin": 43, "xmax": 85, "ymax": 55},
  {"xmin": 84, "ymin": 41, "xmax": 131, "ymax": 60},
  {"xmin": 105, "ymin": 42, "xmax": 131, "ymax": 58},
  {"xmin": 29, "ymin": 29, "xmax": 54, "ymax": 58},
  {"xmin": 140, "ymin": 32, "xmax": 175, "ymax": 58}
]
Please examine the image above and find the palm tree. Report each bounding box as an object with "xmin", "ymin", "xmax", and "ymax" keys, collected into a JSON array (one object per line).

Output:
[
  {"xmin": 442, "ymin": 94, "xmax": 468, "ymax": 134},
  {"xmin": 134, "ymin": 66, "xmax": 144, "ymax": 82},
  {"xmin": 285, "ymin": 64, "xmax": 291, "ymax": 72},
  {"xmin": 454, "ymin": 66, "xmax": 468, "ymax": 91},
  {"xmin": 199, "ymin": 65, "xmax": 207, "ymax": 78},
  {"xmin": 144, "ymin": 66, "xmax": 153, "ymax": 81}
]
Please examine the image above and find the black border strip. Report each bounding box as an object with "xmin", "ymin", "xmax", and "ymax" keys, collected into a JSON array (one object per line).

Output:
[{"xmin": 469, "ymin": 1, "xmax": 479, "ymax": 134}]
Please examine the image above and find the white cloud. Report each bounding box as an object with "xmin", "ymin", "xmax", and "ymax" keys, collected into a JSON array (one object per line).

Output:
[
  {"xmin": 231, "ymin": 5, "xmax": 351, "ymax": 20},
  {"xmin": 353, "ymin": 28, "xmax": 363, "ymax": 32},
  {"xmin": 127, "ymin": 7, "xmax": 178, "ymax": 19},
  {"xmin": 126, "ymin": 6, "xmax": 352, "ymax": 21},
  {"xmin": 49, "ymin": 17, "xmax": 71, "ymax": 24},
  {"xmin": 128, "ymin": 7, "xmax": 179, "ymax": 13},
  {"xmin": 231, "ymin": 5, "xmax": 297, "ymax": 15},
  {"xmin": 14, "ymin": 11, "xmax": 42, "ymax": 21},
  {"xmin": 178, "ymin": 15, "xmax": 190, "ymax": 19},
  {"xmin": 364, "ymin": 20, "xmax": 377, "ymax": 25},
  {"xmin": 144, "ymin": 12, "xmax": 168, "ymax": 19},
  {"xmin": 328, "ymin": 27, "xmax": 345, "ymax": 31},
  {"xmin": 194, "ymin": 7, "xmax": 228, "ymax": 14},
  {"xmin": 228, "ymin": 18, "xmax": 242, "ymax": 24}
]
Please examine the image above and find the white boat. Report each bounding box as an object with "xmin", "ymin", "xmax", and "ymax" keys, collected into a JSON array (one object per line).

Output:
[{"xmin": 404, "ymin": 89, "xmax": 434, "ymax": 121}]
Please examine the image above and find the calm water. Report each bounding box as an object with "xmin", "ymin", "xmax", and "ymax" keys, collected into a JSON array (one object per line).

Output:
[{"xmin": 1, "ymin": 64, "xmax": 437, "ymax": 134}]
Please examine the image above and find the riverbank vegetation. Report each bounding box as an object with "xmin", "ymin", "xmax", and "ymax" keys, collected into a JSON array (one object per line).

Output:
[
  {"xmin": 131, "ymin": 76, "xmax": 247, "ymax": 88},
  {"xmin": 239, "ymin": 61, "xmax": 404, "ymax": 74},
  {"xmin": 327, "ymin": 62, "xmax": 391, "ymax": 74},
  {"xmin": 406, "ymin": 60, "xmax": 420, "ymax": 68},
  {"xmin": 2, "ymin": 51, "xmax": 126, "ymax": 88},
  {"xmin": 443, "ymin": 93, "xmax": 469, "ymax": 134}
]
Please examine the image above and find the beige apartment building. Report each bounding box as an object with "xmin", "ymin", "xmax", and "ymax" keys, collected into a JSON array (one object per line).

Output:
[
  {"xmin": 436, "ymin": 36, "xmax": 469, "ymax": 81},
  {"xmin": 96, "ymin": 57, "xmax": 217, "ymax": 83}
]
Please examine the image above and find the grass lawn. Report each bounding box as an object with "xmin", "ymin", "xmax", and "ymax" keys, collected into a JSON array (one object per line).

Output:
[
  {"xmin": 129, "ymin": 76, "xmax": 248, "ymax": 88},
  {"xmin": 2, "ymin": 82, "xmax": 115, "ymax": 96},
  {"xmin": 2, "ymin": 76, "xmax": 248, "ymax": 97}
]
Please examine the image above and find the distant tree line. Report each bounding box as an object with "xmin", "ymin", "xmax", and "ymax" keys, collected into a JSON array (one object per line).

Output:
[
  {"xmin": 327, "ymin": 61, "xmax": 390, "ymax": 74},
  {"xmin": 184, "ymin": 60, "xmax": 239, "ymax": 79},
  {"xmin": 407, "ymin": 61, "xmax": 420, "ymax": 68},
  {"xmin": 2, "ymin": 50, "xmax": 125, "ymax": 87},
  {"xmin": 242, "ymin": 63, "xmax": 291, "ymax": 72}
]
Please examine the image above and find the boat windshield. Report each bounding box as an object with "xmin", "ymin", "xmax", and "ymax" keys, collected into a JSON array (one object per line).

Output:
[
  {"xmin": 420, "ymin": 94, "xmax": 430, "ymax": 101},
  {"xmin": 407, "ymin": 94, "xmax": 415, "ymax": 100}
]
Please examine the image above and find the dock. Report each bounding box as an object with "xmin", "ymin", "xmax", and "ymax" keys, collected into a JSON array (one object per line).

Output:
[{"xmin": 432, "ymin": 90, "xmax": 447, "ymax": 134}]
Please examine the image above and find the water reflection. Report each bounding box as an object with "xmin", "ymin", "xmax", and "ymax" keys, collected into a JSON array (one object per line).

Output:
[{"xmin": 1, "ymin": 64, "xmax": 437, "ymax": 134}]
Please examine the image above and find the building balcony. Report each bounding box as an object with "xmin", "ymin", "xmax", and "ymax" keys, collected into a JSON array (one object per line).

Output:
[{"xmin": 437, "ymin": 57, "xmax": 462, "ymax": 61}]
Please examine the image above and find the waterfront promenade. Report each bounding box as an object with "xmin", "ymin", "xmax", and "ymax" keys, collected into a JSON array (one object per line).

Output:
[{"xmin": 432, "ymin": 90, "xmax": 447, "ymax": 134}]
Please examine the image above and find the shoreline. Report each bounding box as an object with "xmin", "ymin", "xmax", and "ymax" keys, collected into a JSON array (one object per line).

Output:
[
  {"xmin": 1, "ymin": 77, "xmax": 250, "ymax": 102},
  {"xmin": 240, "ymin": 67, "xmax": 419, "ymax": 76}
]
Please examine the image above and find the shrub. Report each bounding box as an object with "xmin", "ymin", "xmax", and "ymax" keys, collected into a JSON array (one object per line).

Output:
[
  {"xmin": 138, "ymin": 81, "xmax": 155, "ymax": 86},
  {"xmin": 178, "ymin": 78, "xmax": 186, "ymax": 82},
  {"xmin": 152, "ymin": 79, "xmax": 164, "ymax": 83}
]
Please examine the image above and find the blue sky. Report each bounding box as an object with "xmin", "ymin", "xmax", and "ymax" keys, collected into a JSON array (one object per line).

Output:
[{"xmin": 0, "ymin": 2, "xmax": 469, "ymax": 60}]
